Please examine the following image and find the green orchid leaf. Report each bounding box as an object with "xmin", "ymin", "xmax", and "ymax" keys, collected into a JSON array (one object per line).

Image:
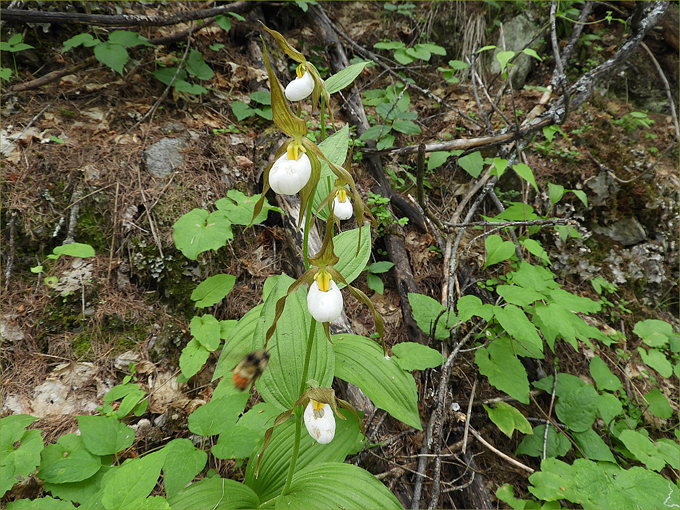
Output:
[
  {"xmin": 333, "ymin": 334, "xmax": 421, "ymax": 429},
  {"xmin": 168, "ymin": 477, "xmax": 260, "ymax": 510},
  {"xmin": 325, "ymin": 61, "xmax": 370, "ymax": 94},
  {"xmin": 333, "ymin": 225, "xmax": 371, "ymax": 287},
  {"xmin": 278, "ymin": 462, "xmax": 403, "ymax": 509},
  {"xmin": 255, "ymin": 274, "xmax": 334, "ymax": 410}
]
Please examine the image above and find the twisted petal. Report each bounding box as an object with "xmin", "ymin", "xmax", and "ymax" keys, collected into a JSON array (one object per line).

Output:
[
  {"xmin": 307, "ymin": 279, "xmax": 343, "ymax": 323},
  {"xmin": 269, "ymin": 152, "xmax": 312, "ymax": 195},
  {"xmin": 304, "ymin": 400, "xmax": 336, "ymax": 444},
  {"xmin": 285, "ymin": 71, "xmax": 315, "ymax": 102}
]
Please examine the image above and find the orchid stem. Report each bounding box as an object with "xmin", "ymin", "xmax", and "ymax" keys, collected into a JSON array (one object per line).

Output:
[
  {"xmin": 302, "ymin": 189, "xmax": 314, "ymax": 270},
  {"xmin": 282, "ymin": 317, "xmax": 317, "ymax": 496},
  {"xmin": 320, "ymin": 95, "xmax": 326, "ymax": 141}
]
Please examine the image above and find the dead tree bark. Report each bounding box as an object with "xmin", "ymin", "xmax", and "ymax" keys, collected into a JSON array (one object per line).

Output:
[{"xmin": 307, "ymin": 3, "xmax": 429, "ymax": 347}]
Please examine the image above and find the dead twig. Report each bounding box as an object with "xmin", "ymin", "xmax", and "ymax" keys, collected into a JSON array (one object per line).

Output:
[
  {"xmin": 461, "ymin": 378, "xmax": 477, "ymax": 455},
  {"xmin": 469, "ymin": 426, "xmax": 535, "ymax": 474},
  {"xmin": 639, "ymin": 41, "xmax": 679, "ymax": 141},
  {"xmin": 543, "ymin": 364, "xmax": 559, "ymax": 460}
]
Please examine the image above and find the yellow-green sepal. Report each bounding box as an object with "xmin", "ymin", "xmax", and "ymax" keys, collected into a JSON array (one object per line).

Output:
[
  {"xmin": 297, "ymin": 147, "xmax": 321, "ymax": 229},
  {"xmin": 261, "ymin": 38, "xmax": 307, "ymax": 138},
  {"xmin": 308, "ymin": 210, "xmax": 340, "ymax": 269},
  {"xmin": 260, "ymin": 23, "xmax": 306, "ymax": 63}
]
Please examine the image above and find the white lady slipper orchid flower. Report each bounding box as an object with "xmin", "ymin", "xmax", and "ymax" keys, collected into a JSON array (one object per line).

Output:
[
  {"xmin": 304, "ymin": 399, "xmax": 336, "ymax": 444},
  {"xmin": 285, "ymin": 64, "xmax": 315, "ymax": 102},
  {"xmin": 332, "ymin": 189, "xmax": 353, "ymax": 220},
  {"xmin": 307, "ymin": 272, "xmax": 343, "ymax": 323},
  {"xmin": 269, "ymin": 143, "xmax": 311, "ymax": 195}
]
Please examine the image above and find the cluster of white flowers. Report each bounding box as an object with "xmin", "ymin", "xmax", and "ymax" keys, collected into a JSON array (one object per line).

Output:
[{"xmin": 285, "ymin": 65, "xmax": 314, "ymax": 102}]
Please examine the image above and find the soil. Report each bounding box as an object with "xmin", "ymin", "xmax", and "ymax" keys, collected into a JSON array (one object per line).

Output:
[{"xmin": 1, "ymin": 2, "xmax": 678, "ymax": 508}]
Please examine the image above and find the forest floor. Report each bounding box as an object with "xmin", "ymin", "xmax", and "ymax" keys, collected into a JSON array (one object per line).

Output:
[{"xmin": 1, "ymin": 1, "xmax": 678, "ymax": 508}]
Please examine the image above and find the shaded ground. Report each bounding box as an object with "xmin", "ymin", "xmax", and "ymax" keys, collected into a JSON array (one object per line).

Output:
[{"xmin": 1, "ymin": 1, "xmax": 678, "ymax": 508}]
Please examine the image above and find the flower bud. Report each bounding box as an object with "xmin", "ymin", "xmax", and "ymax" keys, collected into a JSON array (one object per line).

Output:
[
  {"xmin": 285, "ymin": 68, "xmax": 314, "ymax": 102},
  {"xmin": 269, "ymin": 151, "xmax": 312, "ymax": 195},
  {"xmin": 333, "ymin": 189, "xmax": 353, "ymax": 220},
  {"xmin": 304, "ymin": 399, "xmax": 336, "ymax": 444},
  {"xmin": 307, "ymin": 277, "xmax": 343, "ymax": 323}
]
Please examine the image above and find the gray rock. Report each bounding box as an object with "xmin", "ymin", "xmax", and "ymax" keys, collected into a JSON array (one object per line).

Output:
[
  {"xmin": 594, "ymin": 216, "xmax": 647, "ymax": 246},
  {"xmin": 489, "ymin": 15, "xmax": 543, "ymax": 90},
  {"xmin": 144, "ymin": 137, "xmax": 189, "ymax": 178},
  {"xmin": 585, "ymin": 172, "xmax": 620, "ymax": 207}
]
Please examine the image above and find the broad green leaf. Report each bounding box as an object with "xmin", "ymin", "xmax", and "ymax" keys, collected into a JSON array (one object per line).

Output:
[
  {"xmin": 589, "ymin": 356, "xmax": 622, "ymax": 392},
  {"xmin": 368, "ymin": 261, "xmax": 394, "ymax": 273},
  {"xmin": 334, "ymin": 334, "xmax": 421, "ymax": 429},
  {"xmin": 213, "ymin": 304, "xmax": 264, "ymax": 382},
  {"xmin": 493, "ymin": 305, "xmax": 543, "ymax": 358},
  {"xmin": 277, "ymin": 462, "xmax": 403, "ymax": 509},
  {"xmin": 457, "ymin": 151, "xmax": 484, "ymax": 178},
  {"xmin": 231, "ymin": 101, "xmax": 254, "ymax": 121},
  {"xmin": 101, "ymin": 451, "xmax": 165, "ymax": 509},
  {"xmin": 428, "ymin": 151, "xmax": 452, "ymax": 170},
  {"xmin": 548, "ymin": 288, "xmax": 601, "ymax": 313},
  {"xmin": 491, "ymin": 157, "xmax": 509, "ymax": 176},
  {"xmin": 190, "ymin": 314, "xmax": 221, "ymax": 351},
  {"xmin": 596, "ymin": 392, "xmax": 623, "ymax": 424},
  {"xmin": 644, "ymin": 388, "xmax": 672, "ymax": 419},
  {"xmin": 108, "ymin": 30, "xmax": 153, "ymax": 48},
  {"xmin": 485, "ymin": 202, "xmax": 538, "ymax": 223},
  {"xmin": 162, "ymin": 439, "xmax": 207, "ymax": 499},
  {"xmin": 1, "ymin": 68, "xmax": 12, "ymax": 81},
  {"xmin": 417, "ymin": 43, "xmax": 446, "ymax": 56},
  {"xmin": 169, "ymin": 477, "xmax": 260, "ymax": 509},
  {"xmin": 618, "ymin": 429, "xmax": 671, "ymax": 472},
  {"xmin": 191, "ymin": 274, "xmax": 236, "ymax": 308},
  {"xmin": 215, "ymin": 15, "xmax": 232, "ymax": 31},
  {"xmin": 456, "ymin": 294, "xmax": 494, "ymax": 322},
  {"xmin": 520, "ymin": 238, "xmax": 550, "ymax": 265},
  {"xmin": 572, "ymin": 428, "xmax": 616, "ymax": 463},
  {"xmin": 634, "ymin": 319, "xmax": 673, "ymax": 348},
  {"xmin": 522, "ymin": 48, "xmax": 542, "ymax": 60},
  {"xmin": 548, "ymin": 183, "xmax": 565, "ymax": 204},
  {"xmin": 495, "ymin": 484, "xmax": 530, "ymax": 510},
  {"xmin": 325, "ymin": 61, "xmax": 370, "ymax": 94},
  {"xmin": 179, "ymin": 339, "xmax": 210, "ymax": 379},
  {"xmin": 392, "ymin": 342, "xmax": 444, "ymax": 371},
  {"xmin": 638, "ymin": 347, "xmax": 673, "ymax": 377},
  {"xmin": 215, "ymin": 189, "xmax": 281, "ymax": 225},
  {"xmin": 245, "ymin": 410, "xmax": 364, "ymax": 502},
  {"xmin": 496, "ymin": 284, "xmax": 543, "ymax": 307},
  {"xmin": 507, "ymin": 260, "xmax": 559, "ymax": 293},
  {"xmin": 512, "ymin": 163, "xmax": 538, "ymax": 191},
  {"xmin": 255, "ymin": 275, "xmax": 334, "ymax": 410},
  {"xmin": 212, "ymin": 427, "xmax": 260, "ymax": 460},
  {"xmin": 393, "ymin": 48, "xmax": 414, "ymax": 65},
  {"xmin": 38, "ymin": 439, "xmax": 101, "ymax": 484},
  {"xmin": 656, "ymin": 438, "xmax": 680, "ymax": 470},
  {"xmin": 1, "ymin": 415, "xmax": 38, "ymax": 453},
  {"xmin": 484, "ymin": 234, "xmax": 515, "ymax": 267},
  {"xmin": 334, "ymin": 225, "xmax": 371, "ymax": 287},
  {"xmin": 152, "ymin": 67, "xmax": 186, "ymax": 86},
  {"xmin": 173, "ymin": 209, "xmax": 233, "ymax": 260},
  {"xmin": 7, "ymin": 497, "xmax": 76, "ymax": 509},
  {"xmin": 53, "ymin": 243, "xmax": 95, "ymax": 258},
  {"xmin": 407, "ymin": 292, "xmax": 455, "ymax": 341},
  {"xmin": 496, "ymin": 50, "xmax": 515, "ymax": 72},
  {"xmin": 63, "ymin": 33, "xmax": 98, "ymax": 52},
  {"xmin": 516, "ymin": 425, "xmax": 570, "ymax": 458},
  {"xmin": 367, "ymin": 272, "xmax": 384, "ymax": 294},
  {"xmin": 78, "ymin": 416, "xmax": 134, "ymax": 456},
  {"xmin": 484, "ymin": 402, "xmax": 532, "ymax": 438},
  {"xmin": 187, "ymin": 391, "xmax": 249, "ymax": 437},
  {"xmin": 1, "ymin": 428, "xmax": 43, "ymax": 498},
  {"xmin": 186, "ymin": 49, "xmax": 214, "ymax": 80},
  {"xmin": 392, "ymin": 119, "xmax": 421, "ymax": 134},
  {"xmin": 43, "ymin": 465, "xmax": 110, "ymax": 505},
  {"xmin": 570, "ymin": 189, "xmax": 588, "ymax": 207},
  {"xmin": 94, "ymin": 42, "xmax": 128, "ymax": 75},
  {"xmin": 533, "ymin": 373, "xmax": 584, "ymax": 398},
  {"xmin": 312, "ymin": 125, "xmax": 350, "ymax": 221},
  {"xmin": 374, "ymin": 41, "xmax": 405, "ymax": 50},
  {"xmin": 529, "ymin": 457, "xmax": 679, "ymax": 509},
  {"xmin": 555, "ymin": 384, "xmax": 598, "ymax": 432},
  {"xmin": 475, "ymin": 338, "xmax": 529, "ymax": 404}
]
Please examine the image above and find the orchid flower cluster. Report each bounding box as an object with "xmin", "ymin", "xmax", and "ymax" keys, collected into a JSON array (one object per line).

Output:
[{"xmin": 240, "ymin": 25, "xmax": 385, "ymax": 456}]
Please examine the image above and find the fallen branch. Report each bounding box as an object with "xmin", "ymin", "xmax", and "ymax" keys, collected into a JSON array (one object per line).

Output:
[
  {"xmin": 1, "ymin": 2, "xmax": 249, "ymax": 26},
  {"xmin": 469, "ymin": 426, "xmax": 535, "ymax": 474}
]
